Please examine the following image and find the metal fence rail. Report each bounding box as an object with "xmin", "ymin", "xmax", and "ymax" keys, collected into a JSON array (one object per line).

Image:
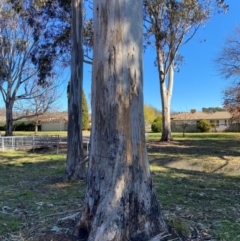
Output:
[
  {"xmin": 0, "ymin": 135, "xmax": 90, "ymax": 154},
  {"xmin": 0, "ymin": 135, "xmax": 60, "ymax": 151}
]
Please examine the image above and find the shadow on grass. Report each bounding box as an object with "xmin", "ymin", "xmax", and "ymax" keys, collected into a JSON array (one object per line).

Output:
[
  {"xmin": 151, "ymin": 166, "xmax": 240, "ymax": 241},
  {"xmin": 148, "ymin": 138, "xmax": 240, "ymax": 158}
]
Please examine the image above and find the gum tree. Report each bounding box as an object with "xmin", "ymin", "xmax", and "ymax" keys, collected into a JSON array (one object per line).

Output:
[
  {"xmin": 144, "ymin": 0, "xmax": 228, "ymax": 141},
  {"xmin": 74, "ymin": 0, "xmax": 168, "ymax": 240},
  {"xmin": 65, "ymin": 0, "xmax": 85, "ymax": 180}
]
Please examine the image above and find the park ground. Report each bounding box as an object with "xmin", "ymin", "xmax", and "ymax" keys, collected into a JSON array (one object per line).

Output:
[{"xmin": 0, "ymin": 132, "xmax": 240, "ymax": 240}]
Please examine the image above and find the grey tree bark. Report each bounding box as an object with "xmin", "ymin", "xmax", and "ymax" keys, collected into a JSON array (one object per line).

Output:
[
  {"xmin": 65, "ymin": 0, "xmax": 85, "ymax": 180},
  {"xmin": 74, "ymin": 0, "xmax": 168, "ymax": 240},
  {"xmin": 5, "ymin": 99, "xmax": 14, "ymax": 136}
]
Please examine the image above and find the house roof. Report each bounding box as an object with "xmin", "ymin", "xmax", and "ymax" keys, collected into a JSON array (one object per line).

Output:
[{"xmin": 171, "ymin": 111, "xmax": 232, "ymax": 121}]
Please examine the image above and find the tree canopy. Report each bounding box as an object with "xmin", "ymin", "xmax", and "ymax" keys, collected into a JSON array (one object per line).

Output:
[
  {"xmin": 215, "ymin": 25, "xmax": 240, "ymax": 121},
  {"xmin": 202, "ymin": 107, "xmax": 226, "ymax": 113}
]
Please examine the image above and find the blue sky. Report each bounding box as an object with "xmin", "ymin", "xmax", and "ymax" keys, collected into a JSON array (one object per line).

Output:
[{"xmin": 0, "ymin": 0, "xmax": 239, "ymax": 113}]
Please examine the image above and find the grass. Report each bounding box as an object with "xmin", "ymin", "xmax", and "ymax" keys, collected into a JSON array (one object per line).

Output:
[
  {"xmin": 0, "ymin": 132, "xmax": 240, "ymax": 240},
  {"xmin": 0, "ymin": 130, "xmax": 90, "ymax": 137},
  {"xmin": 148, "ymin": 132, "xmax": 240, "ymax": 240}
]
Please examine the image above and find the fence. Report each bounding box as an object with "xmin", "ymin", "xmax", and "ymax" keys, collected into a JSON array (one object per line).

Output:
[
  {"xmin": 0, "ymin": 135, "xmax": 90, "ymax": 154},
  {"xmin": 0, "ymin": 135, "xmax": 60, "ymax": 151}
]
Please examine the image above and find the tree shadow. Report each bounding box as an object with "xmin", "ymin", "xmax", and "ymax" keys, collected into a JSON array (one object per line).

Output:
[{"xmin": 147, "ymin": 139, "xmax": 240, "ymax": 174}]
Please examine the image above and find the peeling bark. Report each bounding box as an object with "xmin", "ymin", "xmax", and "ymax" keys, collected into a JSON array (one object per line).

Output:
[
  {"xmin": 65, "ymin": 0, "xmax": 85, "ymax": 180},
  {"xmin": 74, "ymin": 0, "xmax": 168, "ymax": 240}
]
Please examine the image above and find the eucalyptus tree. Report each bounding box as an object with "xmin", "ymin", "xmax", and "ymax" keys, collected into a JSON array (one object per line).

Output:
[
  {"xmin": 73, "ymin": 0, "xmax": 168, "ymax": 240},
  {"xmin": 14, "ymin": 79, "xmax": 60, "ymax": 134},
  {"xmin": 144, "ymin": 0, "xmax": 228, "ymax": 141}
]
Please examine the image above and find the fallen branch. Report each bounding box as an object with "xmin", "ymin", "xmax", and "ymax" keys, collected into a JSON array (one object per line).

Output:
[
  {"xmin": 149, "ymin": 233, "xmax": 171, "ymax": 241},
  {"xmin": 79, "ymin": 156, "xmax": 89, "ymax": 165},
  {"xmin": 41, "ymin": 208, "xmax": 82, "ymax": 219}
]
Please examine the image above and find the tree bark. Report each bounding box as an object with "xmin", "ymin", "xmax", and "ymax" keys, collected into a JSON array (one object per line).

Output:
[
  {"xmin": 74, "ymin": 0, "xmax": 168, "ymax": 240},
  {"xmin": 5, "ymin": 100, "xmax": 14, "ymax": 136},
  {"xmin": 157, "ymin": 48, "xmax": 174, "ymax": 142},
  {"xmin": 65, "ymin": 0, "xmax": 85, "ymax": 180}
]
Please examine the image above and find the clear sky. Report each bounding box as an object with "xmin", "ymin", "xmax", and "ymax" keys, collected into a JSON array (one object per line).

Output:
[{"xmin": 0, "ymin": 0, "xmax": 239, "ymax": 113}]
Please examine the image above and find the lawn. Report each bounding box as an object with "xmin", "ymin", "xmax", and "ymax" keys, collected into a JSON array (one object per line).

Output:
[
  {"xmin": 0, "ymin": 130, "xmax": 90, "ymax": 137},
  {"xmin": 0, "ymin": 132, "xmax": 239, "ymax": 240}
]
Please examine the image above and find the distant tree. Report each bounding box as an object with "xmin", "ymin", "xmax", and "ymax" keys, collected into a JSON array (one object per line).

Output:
[
  {"xmin": 202, "ymin": 107, "xmax": 225, "ymax": 113},
  {"xmin": 215, "ymin": 25, "xmax": 240, "ymax": 121},
  {"xmin": 67, "ymin": 82, "xmax": 89, "ymax": 130},
  {"xmin": 197, "ymin": 119, "xmax": 211, "ymax": 132},
  {"xmin": 14, "ymin": 80, "xmax": 60, "ymax": 134},
  {"xmin": 144, "ymin": 0, "xmax": 228, "ymax": 141},
  {"xmin": 82, "ymin": 90, "xmax": 89, "ymax": 130},
  {"xmin": 151, "ymin": 117, "xmax": 163, "ymax": 133},
  {"xmin": 223, "ymin": 84, "xmax": 240, "ymax": 121},
  {"xmin": 190, "ymin": 109, "xmax": 196, "ymax": 114},
  {"xmin": 0, "ymin": 1, "xmax": 61, "ymax": 136},
  {"xmin": 144, "ymin": 105, "xmax": 160, "ymax": 125},
  {"xmin": 215, "ymin": 25, "xmax": 240, "ymax": 79}
]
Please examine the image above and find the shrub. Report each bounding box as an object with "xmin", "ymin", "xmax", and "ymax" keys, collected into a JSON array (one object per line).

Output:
[
  {"xmin": 13, "ymin": 121, "xmax": 35, "ymax": 131},
  {"xmin": 151, "ymin": 117, "xmax": 162, "ymax": 133},
  {"xmin": 197, "ymin": 119, "xmax": 211, "ymax": 132}
]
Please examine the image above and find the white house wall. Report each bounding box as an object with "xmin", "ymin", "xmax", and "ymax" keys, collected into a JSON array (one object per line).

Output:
[{"xmin": 41, "ymin": 123, "xmax": 68, "ymax": 131}]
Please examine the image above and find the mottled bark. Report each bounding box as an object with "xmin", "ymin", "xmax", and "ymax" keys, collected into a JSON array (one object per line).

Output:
[
  {"xmin": 74, "ymin": 0, "xmax": 168, "ymax": 240},
  {"xmin": 65, "ymin": 0, "xmax": 85, "ymax": 180}
]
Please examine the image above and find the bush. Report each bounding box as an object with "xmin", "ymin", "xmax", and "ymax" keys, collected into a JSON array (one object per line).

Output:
[
  {"xmin": 13, "ymin": 121, "xmax": 35, "ymax": 131},
  {"xmin": 151, "ymin": 117, "xmax": 162, "ymax": 133},
  {"xmin": 0, "ymin": 121, "xmax": 5, "ymax": 131},
  {"xmin": 197, "ymin": 119, "xmax": 211, "ymax": 132}
]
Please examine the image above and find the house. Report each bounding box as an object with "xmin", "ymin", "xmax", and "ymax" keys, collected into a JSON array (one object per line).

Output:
[
  {"xmin": 171, "ymin": 111, "xmax": 236, "ymax": 132},
  {"xmin": 40, "ymin": 112, "xmax": 68, "ymax": 131}
]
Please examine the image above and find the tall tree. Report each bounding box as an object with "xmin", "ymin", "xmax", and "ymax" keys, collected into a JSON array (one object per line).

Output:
[
  {"xmin": 65, "ymin": 0, "xmax": 85, "ymax": 180},
  {"xmin": 215, "ymin": 25, "xmax": 240, "ymax": 121},
  {"xmin": 144, "ymin": 0, "xmax": 228, "ymax": 141},
  {"xmin": 0, "ymin": 0, "xmax": 60, "ymax": 136},
  {"xmin": 74, "ymin": 0, "xmax": 168, "ymax": 240}
]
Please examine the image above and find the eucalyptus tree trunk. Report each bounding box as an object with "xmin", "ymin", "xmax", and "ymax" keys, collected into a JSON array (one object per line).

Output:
[
  {"xmin": 160, "ymin": 62, "xmax": 174, "ymax": 141},
  {"xmin": 5, "ymin": 100, "xmax": 14, "ymax": 136},
  {"xmin": 65, "ymin": 0, "xmax": 85, "ymax": 180},
  {"xmin": 74, "ymin": 0, "xmax": 168, "ymax": 240},
  {"xmin": 156, "ymin": 46, "xmax": 174, "ymax": 142}
]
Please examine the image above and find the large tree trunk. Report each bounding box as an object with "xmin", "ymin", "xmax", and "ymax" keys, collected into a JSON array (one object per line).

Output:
[
  {"xmin": 65, "ymin": 0, "xmax": 85, "ymax": 180},
  {"xmin": 5, "ymin": 100, "xmax": 14, "ymax": 136},
  {"xmin": 74, "ymin": 0, "xmax": 168, "ymax": 240}
]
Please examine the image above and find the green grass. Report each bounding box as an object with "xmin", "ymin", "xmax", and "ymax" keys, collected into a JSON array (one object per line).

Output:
[
  {"xmin": 148, "ymin": 132, "xmax": 240, "ymax": 240},
  {"xmin": 0, "ymin": 132, "xmax": 240, "ymax": 240},
  {"xmin": 0, "ymin": 150, "xmax": 85, "ymax": 240},
  {"xmin": 0, "ymin": 130, "xmax": 90, "ymax": 136}
]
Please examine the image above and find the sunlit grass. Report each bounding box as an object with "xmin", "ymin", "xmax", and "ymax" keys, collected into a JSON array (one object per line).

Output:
[{"xmin": 0, "ymin": 132, "xmax": 240, "ymax": 240}]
